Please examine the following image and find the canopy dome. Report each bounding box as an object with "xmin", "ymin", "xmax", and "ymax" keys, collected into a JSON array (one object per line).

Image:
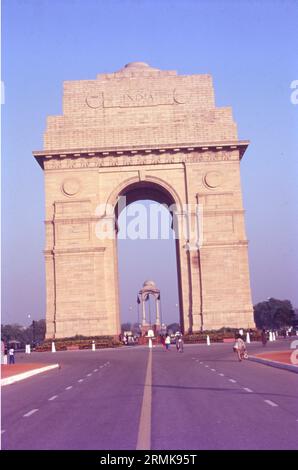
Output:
[{"xmin": 143, "ymin": 280, "xmax": 156, "ymax": 288}]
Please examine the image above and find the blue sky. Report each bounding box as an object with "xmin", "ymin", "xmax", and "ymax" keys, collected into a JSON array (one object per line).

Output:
[{"xmin": 2, "ymin": 0, "xmax": 298, "ymax": 326}]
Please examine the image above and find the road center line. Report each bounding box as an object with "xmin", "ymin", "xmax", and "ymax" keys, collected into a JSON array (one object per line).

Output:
[
  {"xmin": 136, "ymin": 349, "xmax": 152, "ymax": 450},
  {"xmin": 264, "ymin": 399, "xmax": 278, "ymax": 407},
  {"xmin": 78, "ymin": 379, "xmax": 84, "ymax": 383},
  {"xmin": 93, "ymin": 369, "xmax": 98, "ymax": 372},
  {"xmin": 87, "ymin": 373, "xmax": 92, "ymax": 377},
  {"xmin": 65, "ymin": 386, "xmax": 72, "ymax": 390},
  {"xmin": 219, "ymin": 373, "xmax": 225, "ymax": 377},
  {"xmin": 23, "ymin": 409, "xmax": 38, "ymax": 418},
  {"xmin": 243, "ymin": 387, "xmax": 253, "ymax": 393},
  {"xmin": 48, "ymin": 395, "xmax": 58, "ymax": 401},
  {"xmin": 211, "ymin": 369, "xmax": 216, "ymax": 372},
  {"xmin": 229, "ymin": 379, "xmax": 237, "ymax": 383}
]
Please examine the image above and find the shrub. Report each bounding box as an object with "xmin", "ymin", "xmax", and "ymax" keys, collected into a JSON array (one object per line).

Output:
[{"xmin": 35, "ymin": 335, "xmax": 122, "ymax": 352}]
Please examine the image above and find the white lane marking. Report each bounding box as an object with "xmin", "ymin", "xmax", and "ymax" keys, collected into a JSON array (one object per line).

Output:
[
  {"xmin": 100, "ymin": 365, "xmax": 104, "ymax": 368},
  {"xmin": 65, "ymin": 386, "xmax": 72, "ymax": 390},
  {"xmin": 93, "ymin": 369, "xmax": 98, "ymax": 372},
  {"xmin": 211, "ymin": 369, "xmax": 216, "ymax": 372},
  {"xmin": 48, "ymin": 395, "xmax": 58, "ymax": 401},
  {"xmin": 23, "ymin": 409, "xmax": 39, "ymax": 418},
  {"xmin": 219, "ymin": 373, "xmax": 225, "ymax": 377},
  {"xmin": 78, "ymin": 379, "xmax": 84, "ymax": 383},
  {"xmin": 264, "ymin": 400, "xmax": 278, "ymax": 407},
  {"xmin": 229, "ymin": 379, "xmax": 237, "ymax": 383},
  {"xmin": 199, "ymin": 362, "xmax": 203, "ymax": 364},
  {"xmin": 86, "ymin": 373, "xmax": 92, "ymax": 377},
  {"xmin": 205, "ymin": 365, "xmax": 209, "ymax": 368},
  {"xmin": 196, "ymin": 359, "xmax": 200, "ymax": 362},
  {"xmin": 243, "ymin": 387, "xmax": 253, "ymax": 393}
]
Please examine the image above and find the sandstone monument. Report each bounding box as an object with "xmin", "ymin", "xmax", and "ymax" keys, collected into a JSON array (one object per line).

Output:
[{"xmin": 33, "ymin": 62, "xmax": 254, "ymax": 339}]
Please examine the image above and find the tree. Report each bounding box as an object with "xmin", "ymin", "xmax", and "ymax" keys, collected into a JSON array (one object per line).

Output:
[
  {"xmin": 121, "ymin": 322, "xmax": 132, "ymax": 333},
  {"xmin": 167, "ymin": 323, "xmax": 181, "ymax": 334},
  {"xmin": 254, "ymin": 298, "xmax": 295, "ymax": 330},
  {"xmin": 1, "ymin": 319, "xmax": 46, "ymax": 346},
  {"xmin": 1, "ymin": 323, "xmax": 25, "ymax": 344}
]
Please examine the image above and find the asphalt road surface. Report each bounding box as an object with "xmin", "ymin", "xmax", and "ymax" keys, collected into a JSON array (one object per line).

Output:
[{"xmin": 1, "ymin": 339, "xmax": 298, "ymax": 450}]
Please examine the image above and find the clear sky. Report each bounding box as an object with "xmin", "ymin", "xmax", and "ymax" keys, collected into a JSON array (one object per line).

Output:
[{"xmin": 2, "ymin": 0, "xmax": 298, "ymax": 327}]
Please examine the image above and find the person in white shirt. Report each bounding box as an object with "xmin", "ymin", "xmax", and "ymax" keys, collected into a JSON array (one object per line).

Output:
[
  {"xmin": 233, "ymin": 335, "xmax": 247, "ymax": 362},
  {"xmin": 165, "ymin": 335, "xmax": 171, "ymax": 351},
  {"xmin": 9, "ymin": 347, "xmax": 15, "ymax": 364}
]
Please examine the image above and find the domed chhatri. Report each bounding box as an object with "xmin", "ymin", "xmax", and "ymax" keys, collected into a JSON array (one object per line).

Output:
[
  {"xmin": 117, "ymin": 61, "xmax": 161, "ymax": 74},
  {"xmin": 124, "ymin": 62, "xmax": 151, "ymax": 69},
  {"xmin": 143, "ymin": 280, "xmax": 156, "ymax": 288}
]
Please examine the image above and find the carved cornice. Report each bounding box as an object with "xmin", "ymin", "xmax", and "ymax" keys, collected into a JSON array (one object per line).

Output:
[
  {"xmin": 200, "ymin": 240, "xmax": 249, "ymax": 247},
  {"xmin": 202, "ymin": 209, "xmax": 245, "ymax": 216},
  {"xmin": 44, "ymin": 247, "xmax": 106, "ymax": 256},
  {"xmin": 33, "ymin": 140, "xmax": 249, "ymax": 170}
]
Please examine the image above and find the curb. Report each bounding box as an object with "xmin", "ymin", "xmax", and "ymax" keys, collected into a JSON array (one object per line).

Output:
[
  {"xmin": 248, "ymin": 356, "xmax": 298, "ymax": 374},
  {"xmin": 1, "ymin": 364, "xmax": 60, "ymax": 386}
]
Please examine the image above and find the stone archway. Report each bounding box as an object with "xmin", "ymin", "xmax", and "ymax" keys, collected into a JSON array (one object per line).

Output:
[
  {"xmin": 33, "ymin": 62, "xmax": 255, "ymax": 339},
  {"xmin": 114, "ymin": 179, "xmax": 185, "ymax": 333}
]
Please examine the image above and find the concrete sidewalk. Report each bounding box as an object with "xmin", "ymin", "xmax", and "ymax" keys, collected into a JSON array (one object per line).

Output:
[
  {"xmin": 249, "ymin": 350, "xmax": 298, "ymax": 374},
  {"xmin": 1, "ymin": 363, "xmax": 60, "ymax": 386}
]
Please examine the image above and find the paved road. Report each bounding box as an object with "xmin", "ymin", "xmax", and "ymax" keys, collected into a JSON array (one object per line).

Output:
[{"xmin": 1, "ymin": 340, "xmax": 298, "ymax": 450}]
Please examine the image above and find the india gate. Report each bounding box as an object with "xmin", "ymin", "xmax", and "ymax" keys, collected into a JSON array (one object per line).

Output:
[{"xmin": 33, "ymin": 62, "xmax": 254, "ymax": 339}]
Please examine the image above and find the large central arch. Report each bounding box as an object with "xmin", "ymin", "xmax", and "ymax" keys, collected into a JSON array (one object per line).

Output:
[
  {"xmin": 33, "ymin": 62, "xmax": 255, "ymax": 338},
  {"xmin": 114, "ymin": 179, "xmax": 185, "ymax": 332}
]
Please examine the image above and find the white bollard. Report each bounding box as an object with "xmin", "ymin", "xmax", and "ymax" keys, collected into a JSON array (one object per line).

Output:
[
  {"xmin": 148, "ymin": 338, "xmax": 153, "ymax": 349},
  {"xmin": 273, "ymin": 332, "xmax": 276, "ymax": 341},
  {"xmin": 246, "ymin": 332, "xmax": 250, "ymax": 344},
  {"xmin": 296, "ymin": 331, "xmax": 298, "ymax": 336},
  {"xmin": 3, "ymin": 355, "xmax": 8, "ymax": 365},
  {"xmin": 51, "ymin": 342, "xmax": 56, "ymax": 353},
  {"xmin": 206, "ymin": 335, "xmax": 210, "ymax": 346},
  {"xmin": 269, "ymin": 331, "xmax": 273, "ymax": 342},
  {"xmin": 92, "ymin": 340, "xmax": 96, "ymax": 351},
  {"xmin": 25, "ymin": 344, "xmax": 31, "ymax": 354}
]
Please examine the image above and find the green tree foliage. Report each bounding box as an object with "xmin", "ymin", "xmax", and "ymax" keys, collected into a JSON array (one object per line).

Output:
[
  {"xmin": 1, "ymin": 319, "xmax": 46, "ymax": 346},
  {"xmin": 253, "ymin": 298, "xmax": 295, "ymax": 329},
  {"xmin": 167, "ymin": 322, "xmax": 181, "ymax": 334},
  {"xmin": 121, "ymin": 322, "xmax": 132, "ymax": 333}
]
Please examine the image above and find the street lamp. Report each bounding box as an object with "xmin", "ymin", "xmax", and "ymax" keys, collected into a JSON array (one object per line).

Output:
[{"xmin": 28, "ymin": 314, "xmax": 36, "ymax": 347}]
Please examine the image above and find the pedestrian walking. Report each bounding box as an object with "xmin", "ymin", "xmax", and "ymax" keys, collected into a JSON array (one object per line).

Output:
[
  {"xmin": 165, "ymin": 335, "xmax": 171, "ymax": 351},
  {"xmin": 233, "ymin": 335, "xmax": 247, "ymax": 362},
  {"xmin": 261, "ymin": 328, "xmax": 267, "ymax": 347},
  {"xmin": 9, "ymin": 347, "xmax": 15, "ymax": 365},
  {"xmin": 176, "ymin": 334, "xmax": 184, "ymax": 353}
]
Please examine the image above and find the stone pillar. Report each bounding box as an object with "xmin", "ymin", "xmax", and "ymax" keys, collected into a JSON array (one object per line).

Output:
[
  {"xmin": 155, "ymin": 297, "xmax": 161, "ymax": 326},
  {"xmin": 142, "ymin": 297, "xmax": 146, "ymax": 326}
]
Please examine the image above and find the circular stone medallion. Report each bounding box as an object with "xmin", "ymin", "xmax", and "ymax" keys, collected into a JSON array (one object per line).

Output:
[
  {"xmin": 62, "ymin": 178, "xmax": 81, "ymax": 196},
  {"xmin": 204, "ymin": 171, "xmax": 223, "ymax": 189}
]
